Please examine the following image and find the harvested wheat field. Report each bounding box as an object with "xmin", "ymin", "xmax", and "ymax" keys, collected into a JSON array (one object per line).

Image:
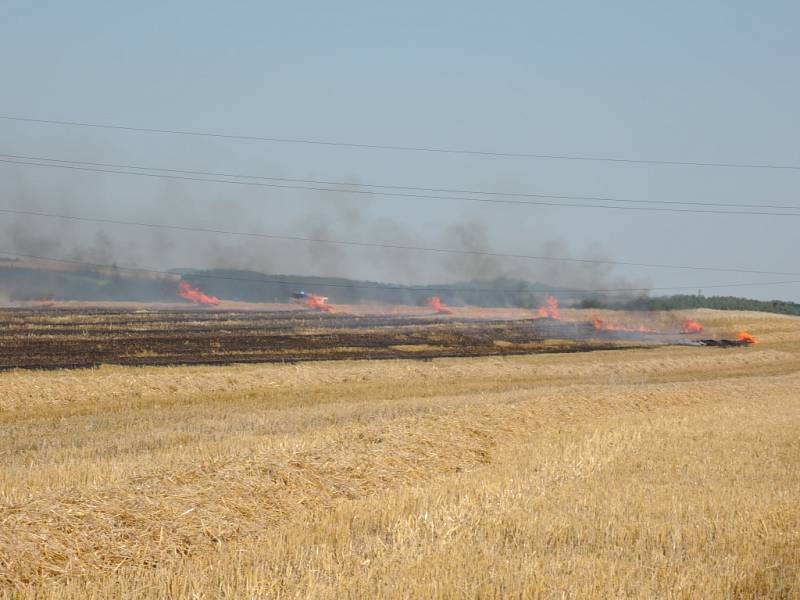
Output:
[{"xmin": 1, "ymin": 308, "xmax": 799, "ymax": 598}]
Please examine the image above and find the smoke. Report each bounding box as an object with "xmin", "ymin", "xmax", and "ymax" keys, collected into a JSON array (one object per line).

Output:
[
  {"xmin": 438, "ymin": 221, "xmax": 648, "ymax": 298},
  {"xmin": 0, "ymin": 163, "xmax": 647, "ymax": 302},
  {"xmin": 2, "ymin": 170, "xmax": 132, "ymax": 265},
  {"xmin": 442, "ymin": 220, "xmax": 504, "ymax": 281}
]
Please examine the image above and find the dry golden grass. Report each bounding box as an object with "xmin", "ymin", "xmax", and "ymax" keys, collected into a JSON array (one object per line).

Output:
[{"xmin": 1, "ymin": 309, "xmax": 799, "ymax": 598}]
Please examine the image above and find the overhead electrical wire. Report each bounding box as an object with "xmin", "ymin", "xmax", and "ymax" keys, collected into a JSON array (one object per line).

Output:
[
  {"xmin": 1, "ymin": 115, "xmax": 799, "ymax": 171},
  {"xmin": 2, "ymin": 206, "xmax": 800, "ymax": 278},
  {"xmin": 1, "ymin": 152, "xmax": 799, "ymax": 212},
  {"xmin": 1, "ymin": 250, "xmax": 798, "ymax": 296},
  {"xmin": 2, "ymin": 118, "xmax": 796, "ymax": 295},
  {"xmin": 2, "ymin": 157, "xmax": 799, "ymax": 217}
]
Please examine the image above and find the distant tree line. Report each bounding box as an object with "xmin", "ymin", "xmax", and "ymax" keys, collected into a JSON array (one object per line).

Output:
[
  {"xmin": 579, "ymin": 294, "xmax": 800, "ymax": 316},
  {"xmin": 4, "ymin": 262, "xmax": 797, "ymax": 316},
  {"xmin": 1, "ymin": 265, "xmax": 171, "ymax": 302}
]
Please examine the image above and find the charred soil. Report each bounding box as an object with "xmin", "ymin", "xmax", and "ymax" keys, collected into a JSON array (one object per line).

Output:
[{"xmin": 0, "ymin": 308, "xmax": 668, "ymax": 370}]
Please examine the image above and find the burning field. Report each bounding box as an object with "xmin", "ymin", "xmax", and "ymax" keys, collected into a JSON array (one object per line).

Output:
[
  {"xmin": 0, "ymin": 307, "xmax": 798, "ymax": 598},
  {"xmin": 0, "ymin": 285, "xmax": 791, "ymax": 599},
  {"xmin": 0, "ymin": 297, "xmax": 756, "ymax": 370}
]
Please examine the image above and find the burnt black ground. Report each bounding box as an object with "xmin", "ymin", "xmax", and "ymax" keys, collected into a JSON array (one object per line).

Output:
[{"xmin": 0, "ymin": 308, "xmax": 693, "ymax": 370}]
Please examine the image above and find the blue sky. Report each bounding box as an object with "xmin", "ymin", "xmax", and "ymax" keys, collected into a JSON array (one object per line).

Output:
[{"xmin": 1, "ymin": 2, "xmax": 798, "ymax": 299}]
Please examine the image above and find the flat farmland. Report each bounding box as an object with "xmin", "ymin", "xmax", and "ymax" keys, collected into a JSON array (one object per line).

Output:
[{"xmin": 1, "ymin": 309, "xmax": 798, "ymax": 598}]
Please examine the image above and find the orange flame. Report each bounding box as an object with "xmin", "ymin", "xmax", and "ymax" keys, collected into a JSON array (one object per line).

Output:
[
  {"xmin": 305, "ymin": 294, "xmax": 335, "ymax": 313},
  {"xmin": 427, "ymin": 296, "xmax": 453, "ymax": 315},
  {"xmin": 592, "ymin": 315, "xmax": 656, "ymax": 333},
  {"xmin": 177, "ymin": 281, "xmax": 220, "ymax": 306},
  {"xmin": 736, "ymin": 330, "xmax": 757, "ymax": 344},
  {"xmin": 537, "ymin": 295, "xmax": 560, "ymax": 320},
  {"xmin": 680, "ymin": 318, "xmax": 705, "ymax": 334}
]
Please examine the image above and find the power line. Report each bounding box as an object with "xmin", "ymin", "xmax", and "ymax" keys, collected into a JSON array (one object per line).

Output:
[
  {"xmin": 3, "ymin": 157, "xmax": 800, "ymax": 218},
  {"xmin": 2, "ymin": 152, "xmax": 799, "ymax": 212},
  {"xmin": 2, "ymin": 115, "xmax": 798, "ymax": 171},
  {"xmin": 1, "ymin": 250, "xmax": 798, "ymax": 295},
  {"xmin": 3, "ymin": 206, "xmax": 800, "ymax": 278}
]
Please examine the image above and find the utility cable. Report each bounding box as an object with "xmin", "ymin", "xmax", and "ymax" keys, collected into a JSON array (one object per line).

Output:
[
  {"xmin": 1, "ymin": 152, "xmax": 799, "ymax": 211},
  {"xmin": 2, "ymin": 158, "xmax": 799, "ymax": 217},
  {"xmin": 2, "ymin": 206, "xmax": 799, "ymax": 277},
  {"xmin": 2, "ymin": 115, "xmax": 798, "ymax": 170}
]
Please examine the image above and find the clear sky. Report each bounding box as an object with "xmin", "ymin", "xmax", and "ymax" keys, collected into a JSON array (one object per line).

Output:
[{"xmin": 1, "ymin": 1, "xmax": 798, "ymax": 300}]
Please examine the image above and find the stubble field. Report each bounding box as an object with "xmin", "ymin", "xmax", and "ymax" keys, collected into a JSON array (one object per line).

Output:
[{"xmin": 1, "ymin": 308, "xmax": 798, "ymax": 598}]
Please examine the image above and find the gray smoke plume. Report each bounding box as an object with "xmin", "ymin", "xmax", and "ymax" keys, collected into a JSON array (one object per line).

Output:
[{"xmin": 0, "ymin": 164, "xmax": 647, "ymax": 303}]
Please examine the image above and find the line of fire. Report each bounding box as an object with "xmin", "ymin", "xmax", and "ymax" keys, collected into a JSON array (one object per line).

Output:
[
  {"xmin": 174, "ymin": 279, "xmax": 755, "ymax": 349},
  {"xmin": 0, "ymin": 264, "xmax": 760, "ymax": 370}
]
